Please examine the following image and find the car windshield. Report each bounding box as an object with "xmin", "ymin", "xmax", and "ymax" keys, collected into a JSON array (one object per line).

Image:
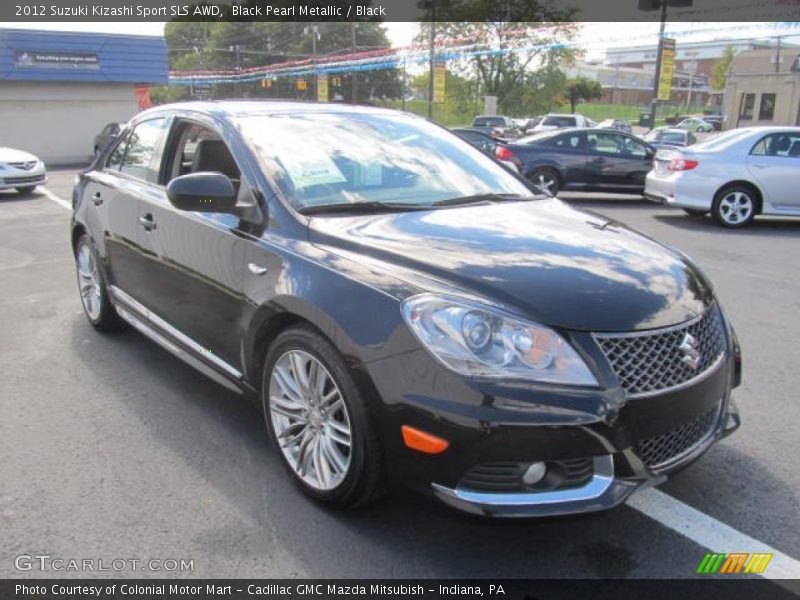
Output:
[
  {"xmin": 542, "ymin": 116, "xmax": 576, "ymax": 127},
  {"xmin": 236, "ymin": 112, "xmax": 534, "ymax": 212},
  {"xmin": 473, "ymin": 117, "xmax": 505, "ymax": 127}
]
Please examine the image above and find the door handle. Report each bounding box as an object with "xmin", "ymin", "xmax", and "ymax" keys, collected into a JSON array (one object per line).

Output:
[
  {"xmin": 751, "ymin": 164, "xmax": 768, "ymax": 169},
  {"xmin": 92, "ymin": 192, "xmax": 103, "ymax": 206},
  {"xmin": 139, "ymin": 214, "xmax": 156, "ymax": 231},
  {"xmin": 247, "ymin": 263, "xmax": 268, "ymax": 276}
]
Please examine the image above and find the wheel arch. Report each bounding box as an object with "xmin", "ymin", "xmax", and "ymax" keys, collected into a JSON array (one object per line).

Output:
[
  {"xmin": 525, "ymin": 162, "xmax": 564, "ymax": 185},
  {"xmin": 715, "ymin": 180, "xmax": 763, "ymax": 214},
  {"xmin": 71, "ymin": 223, "xmax": 87, "ymax": 255}
]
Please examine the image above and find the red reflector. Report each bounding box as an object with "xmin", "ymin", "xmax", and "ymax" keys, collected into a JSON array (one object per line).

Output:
[
  {"xmin": 668, "ymin": 158, "xmax": 698, "ymax": 171},
  {"xmin": 401, "ymin": 425, "xmax": 449, "ymax": 454},
  {"xmin": 495, "ymin": 146, "xmax": 514, "ymax": 161}
]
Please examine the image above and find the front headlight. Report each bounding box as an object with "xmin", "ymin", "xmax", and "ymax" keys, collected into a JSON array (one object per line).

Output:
[{"xmin": 401, "ymin": 294, "xmax": 597, "ymax": 386}]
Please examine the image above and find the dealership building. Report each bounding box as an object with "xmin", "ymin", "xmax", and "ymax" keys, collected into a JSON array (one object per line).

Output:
[{"xmin": 0, "ymin": 29, "xmax": 167, "ymax": 165}]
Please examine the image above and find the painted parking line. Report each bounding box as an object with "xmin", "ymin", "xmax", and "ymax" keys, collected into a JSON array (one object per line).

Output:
[
  {"xmin": 629, "ymin": 488, "xmax": 800, "ymax": 582},
  {"xmin": 41, "ymin": 185, "xmax": 800, "ymax": 584},
  {"xmin": 40, "ymin": 186, "xmax": 72, "ymax": 211}
]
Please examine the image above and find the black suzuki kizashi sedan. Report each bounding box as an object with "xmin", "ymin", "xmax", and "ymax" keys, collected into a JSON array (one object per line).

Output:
[{"xmin": 71, "ymin": 102, "xmax": 741, "ymax": 517}]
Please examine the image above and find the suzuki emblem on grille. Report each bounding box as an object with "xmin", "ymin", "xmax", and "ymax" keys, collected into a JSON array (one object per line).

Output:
[{"xmin": 679, "ymin": 333, "xmax": 702, "ymax": 370}]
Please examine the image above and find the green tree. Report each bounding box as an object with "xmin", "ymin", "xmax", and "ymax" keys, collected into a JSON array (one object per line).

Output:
[
  {"xmin": 415, "ymin": 1, "xmax": 580, "ymax": 115},
  {"xmin": 564, "ymin": 76, "xmax": 603, "ymax": 113},
  {"xmin": 711, "ymin": 46, "xmax": 736, "ymax": 91}
]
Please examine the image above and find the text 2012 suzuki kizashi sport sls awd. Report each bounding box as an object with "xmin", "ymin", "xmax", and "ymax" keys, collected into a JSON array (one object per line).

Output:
[{"xmin": 71, "ymin": 102, "xmax": 741, "ymax": 517}]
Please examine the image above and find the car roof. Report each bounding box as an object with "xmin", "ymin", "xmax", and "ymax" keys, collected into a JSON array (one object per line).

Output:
[{"xmin": 544, "ymin": 113, "xmax": 580, "ymax": 118}]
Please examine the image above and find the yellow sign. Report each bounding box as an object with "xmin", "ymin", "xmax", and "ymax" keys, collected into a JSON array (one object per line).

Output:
[
  {"xmin": 433, "ymin": 61, "xmax": 446, "ymax": 104},
  {"xmin": 296, "ymin": 79, "xmax": 307, "ymax": 91},
  {"xmin": 657, "ymin": 38, "xmax": 675, "ymax": 101},
  {"xmin": 317, "ymin": 74, "xmax": 328, "ymax": 102}
]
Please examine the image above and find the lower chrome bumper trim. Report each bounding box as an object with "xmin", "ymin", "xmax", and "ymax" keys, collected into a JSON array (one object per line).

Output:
[{"xmin": 431, "ymin": 456, "xmax": 640, "ymax": 517}]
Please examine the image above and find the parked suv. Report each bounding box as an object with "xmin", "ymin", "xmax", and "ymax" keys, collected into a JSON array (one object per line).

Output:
[{"xmin": 72, "ymin": 102, "xmax": 741, "ymax": 517}]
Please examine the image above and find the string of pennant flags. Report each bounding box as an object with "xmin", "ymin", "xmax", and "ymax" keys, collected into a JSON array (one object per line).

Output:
[{"xmin": 168, "ymin": 21, "xmax": 800, "ymax": 87}]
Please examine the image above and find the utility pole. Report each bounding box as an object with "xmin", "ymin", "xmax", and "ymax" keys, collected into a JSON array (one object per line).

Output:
[
  {"xmin": 351, "ymin": 22, "xmax": 358, "ymax": 103},
  {"xmin": 304, "ymin": 25, "xmax": 320, "ymax": 100},
  {"xmin": 648, "ymin": 0, "xmax": 668, "ymax": 131},
  {"xmin": 229, "ymin": 44, "xmax": 243, "ymax": 98},
  {"xmin": 427, "ymin": 7, "xmax": 436, "ymax": 119},
  {"xmin": 401, "ymin": 55, "xmax": 407, "ymax": 111},
  {"xmin": 775, "ymin": 35, "xmax": 782, "ymax": 73}
]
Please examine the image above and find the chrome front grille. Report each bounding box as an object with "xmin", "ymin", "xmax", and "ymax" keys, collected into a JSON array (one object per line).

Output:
[
  {"xmin": 638, "ymin": 402, "xmax": 721, "ymax": 469},
  {"xmin": 595, "ymin": 305, "xmax": 725, "ymax": 396},
  {"xmin": 7, "ymin": 161, "xmax": 36, "ymax": 170}
]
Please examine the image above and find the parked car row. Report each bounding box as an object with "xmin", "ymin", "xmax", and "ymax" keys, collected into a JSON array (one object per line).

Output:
[{"xmin": 458, "ymin": 123, "xmax": 798, "ymax": 229}]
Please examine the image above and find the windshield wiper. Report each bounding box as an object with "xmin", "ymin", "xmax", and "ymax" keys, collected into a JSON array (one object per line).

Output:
[
  {"xmin": 430, "ymin": 193, "xmax": 529, "ymax": 207},
  {"xmin": 299, "ymin": 201, "xmax": 431, "ymax": 216}
]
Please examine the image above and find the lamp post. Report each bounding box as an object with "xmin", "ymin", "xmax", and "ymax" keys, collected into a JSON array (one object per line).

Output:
[
  {"xmin": 638, "ymin": 0, "xmax": 693, "ymax": 130},
  {"xmin": 304, "ymin": 25, "xmax": 320, "ymax": 100}
]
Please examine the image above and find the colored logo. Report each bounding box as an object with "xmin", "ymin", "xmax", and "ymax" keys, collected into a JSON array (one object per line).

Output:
[{"xmin": 696, "ymin": 552, "xmax": 772, "ymax": 574}]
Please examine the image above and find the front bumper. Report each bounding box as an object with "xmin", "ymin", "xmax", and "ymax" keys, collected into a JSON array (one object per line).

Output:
[
  {"xmin": 0, "ymin": 169, "xmax": 47, "ymax": 190},
  {"xmin": 431, "ymin": 400, "xmax": 740, "ymax": 518},
  {"xmin": 361, "ymin": 321, "xmax": 740, "ymax": 518}
]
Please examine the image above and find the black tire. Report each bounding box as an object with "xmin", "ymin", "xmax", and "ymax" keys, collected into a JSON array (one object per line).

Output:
[
  {"xmin": 711, "ymin": 185, "xmax": 756, "ymax": 228},
  {"xmin": 74, "ymin": 234, "xmax": 126, "ymax": 331},
  {"xmin": 682, "ymin": 208, "xmax": 708, "ymax": 217},
  {"xmin": 528, "ymin": 167, "xmax": 560, "ymax": 196},
  {"xmin": 261, "ymin": 325, "xmax": 385, "ymax": 508},
  {"xmin": 16, "ymin": 186, "xmax": 36, "ymax": 194}
]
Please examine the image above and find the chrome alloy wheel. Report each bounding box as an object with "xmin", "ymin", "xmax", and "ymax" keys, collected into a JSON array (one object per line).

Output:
[
  {"xmin": 76, "ymin": 242, "xmax": 102, "ymax": 321},
  {"xmin": 269, "ymin": 350, "xmax": 352, "ymax": 491},
  {"xmin": 718, "ymin": 191, "xmax": 753, "ymax": 226},
  {"xmin": 532, "ymin": 171, "xmax": 557, "ymax": 196}
]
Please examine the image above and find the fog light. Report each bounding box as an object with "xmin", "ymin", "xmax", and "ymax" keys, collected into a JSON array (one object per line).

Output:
[{"xmin": 522, "ymin": 461, "xmax": 547, "ymax": 485}]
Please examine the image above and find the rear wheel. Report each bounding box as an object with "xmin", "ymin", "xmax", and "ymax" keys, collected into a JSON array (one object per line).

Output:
[
  {"xmin": 74, "ymin": 234, "xmax": 126, "ymax": 331},
  {"xmin": 712, "ymin": 186, "xmax": 756, "ymax": 228},
  {"xmin": 682, "ymin": 208, "xmax": 708, "ymax": 217},
  {"xmin": 16, "ymin": 186, "xmax": 36, "ymax": 194},
  {"xmin": 262, "ymin": 325, "xmax": 385, "ymax": 508},
  {"xmin": 528, "ymin": 167, "xmax": 560, "ymax": 196}
]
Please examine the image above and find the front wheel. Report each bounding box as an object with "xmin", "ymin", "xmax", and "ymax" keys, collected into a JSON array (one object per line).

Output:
[
  {"xmin": 712, "ymin": 186, "xmax": 756, "ymax": 228},
  {"xmin": 262, "ymin": 326, "xmax": 385, "ymax": 508},
  {"xmin": 74, "ymin": 234, "xmax": 126, "ymax": 331}
]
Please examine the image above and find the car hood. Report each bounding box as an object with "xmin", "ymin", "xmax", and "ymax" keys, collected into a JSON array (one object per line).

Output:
[
  {"xmin": 0, "ymin": 147, "xmax": 39, "ymax": 163},
  {"xmin": 308, "ymin": 199, "xmax": 714, "ymax": 332}
]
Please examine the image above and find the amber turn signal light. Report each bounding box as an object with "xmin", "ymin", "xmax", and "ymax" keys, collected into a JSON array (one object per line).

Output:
[{"xmin": 401, "ymin": 425, "xmax": 449, "ymax": 454}]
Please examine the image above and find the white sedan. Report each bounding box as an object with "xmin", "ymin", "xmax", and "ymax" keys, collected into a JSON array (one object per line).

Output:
[
  {"xmin": 644, "ymin": 126, "xmax": 800, "ymax": 228},
  {"xmin": 0, "ymin": 147, "xmax": 47, "ymax": 194}
]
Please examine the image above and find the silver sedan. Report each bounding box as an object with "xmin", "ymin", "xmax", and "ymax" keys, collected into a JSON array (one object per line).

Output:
[
  {"xmin": 644, "ymin": 126, "xmax": 800, "ymax": 228},
  {"xmin": 0, "ymin": 147, "xmax": 47, "ymax": 194}
]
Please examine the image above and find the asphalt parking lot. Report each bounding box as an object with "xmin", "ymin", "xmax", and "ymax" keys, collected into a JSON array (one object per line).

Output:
[{"xmin": 1, "ymin": 168, "xmax": 799, "ymax": 581}]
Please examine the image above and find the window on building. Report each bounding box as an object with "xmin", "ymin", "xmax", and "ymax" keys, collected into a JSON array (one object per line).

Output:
[
  {"xmin": 739, "ymin": 93, "xmax": 755, "ymax": 121},
  {"xmin": 759, "ymin": 94, "xmax": 776, "ymax": 121},
  {"xmin": 792, "ymin": 55, "xmax": 800, "ymax": 73},
  {"xmin": 119, "ymin": 118, "xmax": 168, "ymax": 183}
]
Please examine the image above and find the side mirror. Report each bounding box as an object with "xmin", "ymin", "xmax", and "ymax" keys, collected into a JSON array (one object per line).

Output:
[{"xmin": 167, "ymin": 172, "xmax": 237, "ymax": 213}]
